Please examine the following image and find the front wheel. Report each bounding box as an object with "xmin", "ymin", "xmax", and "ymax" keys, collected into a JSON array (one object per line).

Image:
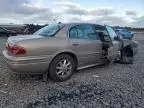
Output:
[
  {"xmin": 49, "ymin": 54, "xmax": 75, "ymax": 82},
  {"xmin": 120, "ymin": 48, "xmax": 134, "ymax": 64}
]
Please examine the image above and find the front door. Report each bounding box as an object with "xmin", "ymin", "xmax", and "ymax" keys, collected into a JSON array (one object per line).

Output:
[
  {"xmin": 69, "ymin": 24, "xmax": 102, "ymax": 67},
  {"xmin": 105, "ymin": 25, "xmax": 121, "ymax": 60}
]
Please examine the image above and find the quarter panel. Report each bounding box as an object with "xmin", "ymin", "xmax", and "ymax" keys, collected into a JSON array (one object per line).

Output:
[{"xmin": 17, "ymin": 37, "xmax": 69, "ymax": 57}]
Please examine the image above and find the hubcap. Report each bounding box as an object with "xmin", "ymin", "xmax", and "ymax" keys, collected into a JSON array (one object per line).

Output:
[{"xmin": 56, "ymin": 59, "xmax": 72, "ymax": 77}]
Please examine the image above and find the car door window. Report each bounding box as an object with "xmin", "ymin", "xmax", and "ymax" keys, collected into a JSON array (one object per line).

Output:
[
  {"xmin": 69, "ymin": 24, "xmax": 99, "ymax": 40},
  {"xmin": 106, "ymin": 26, "xmax": 117, "ymax": 41},
  {"xmin": 77, "ymin": 28, "xmax": 84, "ymax": 39},
  {"xmin": 69, "ymin": 27, "xmax": 78, "ymax": 38}
]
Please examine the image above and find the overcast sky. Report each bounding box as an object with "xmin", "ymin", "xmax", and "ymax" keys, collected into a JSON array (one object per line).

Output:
[{"xmin": 0, "ymin": 0, "xmax": 143, "ymax": 27}]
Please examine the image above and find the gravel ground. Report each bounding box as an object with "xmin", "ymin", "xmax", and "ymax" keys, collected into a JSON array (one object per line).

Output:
[{"xmin": 0, "ymin": 34, "xmax": 144, "ymax": 108}]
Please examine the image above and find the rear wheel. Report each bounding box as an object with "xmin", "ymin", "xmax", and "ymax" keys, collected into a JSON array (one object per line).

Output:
[{"xmin": 49, "ymin": 54, "xmax": 75, "ymax": 81}]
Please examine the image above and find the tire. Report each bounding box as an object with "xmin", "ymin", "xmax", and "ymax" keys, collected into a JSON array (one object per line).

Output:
[
  {"xmin": 49, "ymin": 54, "xmax": 75, "ymax": 81},
  {"xmin": 120, "ymin": 48, "xmax": 134, "ymax": 64}
]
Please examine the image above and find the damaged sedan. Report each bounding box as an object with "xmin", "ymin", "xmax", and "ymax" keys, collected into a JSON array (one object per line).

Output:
[{"xmin": 2, "ymin": 23, "xmax": 138, "ymax": 81}]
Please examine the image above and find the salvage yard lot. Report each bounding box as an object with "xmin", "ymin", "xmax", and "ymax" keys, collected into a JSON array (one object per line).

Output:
[
  {"xmin": 0, "ymin": 33, "xmax": 144, "ymax": 108},
  {"xmin": 0, "ymin": 37, "xmax": 7, "ymax": 53}
]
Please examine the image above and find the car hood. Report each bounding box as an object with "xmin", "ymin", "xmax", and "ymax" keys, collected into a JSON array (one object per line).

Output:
[{"xmin": 8, "ymin": 35, "xmax": 44, "ymax": 44}]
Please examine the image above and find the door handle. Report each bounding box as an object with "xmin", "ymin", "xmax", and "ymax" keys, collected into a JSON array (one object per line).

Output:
[{"xmin": 72, "ymin": 43, "xmax": 79, "ymax": 46}]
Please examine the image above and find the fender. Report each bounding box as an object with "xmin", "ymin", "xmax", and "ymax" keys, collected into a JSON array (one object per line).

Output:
[
  {"xmin": 123, "ymin": 39, "xmax": 132, "ymax": 47},
  {"xmin": 122, "ymin": 39, "xmax": 137, "ymax": 47},
  {"xmin": 121, "ymin": 39, "xmax": 138, "ymax": 56}
]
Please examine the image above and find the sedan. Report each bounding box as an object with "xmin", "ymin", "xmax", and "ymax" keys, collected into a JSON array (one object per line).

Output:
[{"xmin": 2, "ymin": 23, "xmax": 138, "ymax": 81}]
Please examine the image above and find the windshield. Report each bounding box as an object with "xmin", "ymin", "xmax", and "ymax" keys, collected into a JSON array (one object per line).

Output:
[{"xmin": 34, "ymin": 24, "xmax": 64, "ymax": 37}]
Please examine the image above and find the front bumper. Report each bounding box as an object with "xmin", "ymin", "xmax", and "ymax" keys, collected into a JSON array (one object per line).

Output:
[
  {"xmin": 133, "ymin": 47, "xmax": 138, "ymax": 56},
  {"xmin": 132, "ymin": 41, "xmax": 138, "ymax": 56},
  {"xmin": 2, "ymin": 50, "xmax": 52, "ymax": 74}
]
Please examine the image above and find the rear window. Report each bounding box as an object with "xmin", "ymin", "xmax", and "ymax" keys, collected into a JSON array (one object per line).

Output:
[{"xmin": 34, "ymin": 24, "xmax": 64, "ymax": 37}]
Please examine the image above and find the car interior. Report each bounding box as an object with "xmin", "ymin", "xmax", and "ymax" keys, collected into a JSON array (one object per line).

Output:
[{"xmin": 94, "ymin": 26, "xmax": 114, "ymax": 58}]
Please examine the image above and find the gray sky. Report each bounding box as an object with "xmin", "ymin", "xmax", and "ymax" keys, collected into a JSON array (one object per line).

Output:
[{"xmin": 0, "ymin": 0, "xmax": 143, "ymax": 27}]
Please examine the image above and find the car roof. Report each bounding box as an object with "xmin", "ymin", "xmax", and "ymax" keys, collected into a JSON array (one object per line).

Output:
[
  {"xmin": 63, "ymin": 23, "xmax": 105, "ymax": 28},
  {"xmin": 115, "ymin": 28, "xmax": 128, "ymax": 31}
]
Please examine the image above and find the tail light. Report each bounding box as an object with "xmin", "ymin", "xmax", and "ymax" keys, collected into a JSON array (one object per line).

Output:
[{"xmin": 7, "ymin": 44, "xmax": 26, "ymax": 55}]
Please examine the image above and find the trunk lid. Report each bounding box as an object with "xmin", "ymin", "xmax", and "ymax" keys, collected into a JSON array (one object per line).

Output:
[
  {"xmin": 8, "ymin": 35, "xmax": 43, "ymax": 44},
  {"xmin": 5, "ymin": 35, "xmax": 45, "ymax": 56}
]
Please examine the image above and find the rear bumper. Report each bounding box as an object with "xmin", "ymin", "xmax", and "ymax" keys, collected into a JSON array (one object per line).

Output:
[{"xmin": 2, "ymin": 50, "xmax": 52, "ymax": 74}]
